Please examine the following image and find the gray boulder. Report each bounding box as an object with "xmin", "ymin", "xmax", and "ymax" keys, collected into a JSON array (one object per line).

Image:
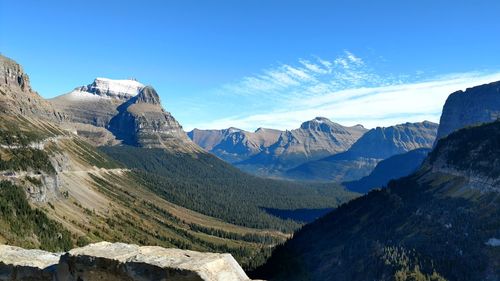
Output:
[
  {"xmin": 0, "ymin": 245, "xmax": 60, "ymax": 281},
  {"xmin": 0, "ymin": 242, "xmax": 253, "ymax": 281}
]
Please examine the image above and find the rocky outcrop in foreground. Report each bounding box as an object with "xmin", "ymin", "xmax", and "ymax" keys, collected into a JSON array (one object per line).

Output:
[{"xmin": 0, "ymin": 242, "xmax": 253, "ymax": 281}]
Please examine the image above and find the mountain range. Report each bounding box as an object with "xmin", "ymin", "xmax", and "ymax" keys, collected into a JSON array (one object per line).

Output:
[
  {"xmin": 255, "ymin": 95, "xmax": 500, "ymax": 281},
  {"xmin": 286, "ymin": 121, "xmax": 438, "ymax": 182},
  {"xmin": 2, "ymin": 52, "xmax": 500, "ymax": 281},
  {"xmin": 189, "ymin": 117, "xmax": 367, "ymax": 176},
  {"xmin": 0, "ymin": 54, "xmax": 356, "ymax": 270},
  {"xmin": 188, "ymin": 126, "xmax": 282, "ymax": 163}
]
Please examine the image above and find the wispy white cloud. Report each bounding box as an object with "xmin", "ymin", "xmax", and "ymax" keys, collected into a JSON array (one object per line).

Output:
[
  {"xmin": 184, "ymin": 51, "xmax": 500, "ymax": 131},
  {"xmin": 220, "ymin": 51, "xmax": 387, "ymax": 99}
]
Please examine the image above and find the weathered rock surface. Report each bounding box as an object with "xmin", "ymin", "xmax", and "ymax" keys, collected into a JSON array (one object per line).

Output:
[
  {"xmin": 108, "ymin": 86, "xmax": 198, "ymax": 151},
  {"xmin": 436, "ymin": 80, "xmax": 500, "ymax": 142},
  {"xmin": 0, "ymin": 55, "xmax": 63, "ymax": 121},
  {"xmin": 0, "ymin": 245, "xmax": 59, "ymax": 281},
  {"xmin": 0, "ymin": 242, "xmax": 253, "ymax": 281},
  {"xmin": 50, "ymin": 79, "xmax": 131, "ymax": 128}
]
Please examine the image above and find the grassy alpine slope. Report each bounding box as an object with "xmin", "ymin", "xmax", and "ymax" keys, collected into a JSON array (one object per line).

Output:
[{"xmin": 0, "ymin": 114, "xmax": 357, "ymax": 270}]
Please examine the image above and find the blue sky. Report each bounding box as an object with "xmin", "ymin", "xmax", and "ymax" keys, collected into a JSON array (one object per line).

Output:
[{"xmin": 1, "ymin": 0, "xmax": 500, "ymax": 130}]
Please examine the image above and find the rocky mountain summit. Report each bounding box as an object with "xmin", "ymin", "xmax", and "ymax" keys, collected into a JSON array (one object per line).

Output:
[
  {"xmin": 0, "ymin": 55, "xmax": 62, "ymax": 121},
  {"xmin": 0, "ymin": 54, "xmax": 199, "ymax": 152},
  {"xmin": 75, "ymin": 77, "xmax": 145, "ymax": 99},
  {"xmin": 51, "ymin": 77, "xmax": 198, "ymax": 151},
  {"xmin": 287, "ymin": 121, "xmax": 438, "ymax": 182},
  {"xmin": 50, "ymin": 78, "xmax": 142, "ymax": 127},
  {"xmin": 107, "ymin": 86, "xmax": 198, "ymax": 151},
  {"xmin": 436, "ymin": 80, "xmax": 500, "ymax": 142},
  {"xmin": 188, "ymin": 127, "xmax": 282, "ymax": 163},
  {"xmin": 242, "ymin": 118, "xmax": 367, "ymax": 169},
  {"xmin": 191, "ymin": 119, "xmax": 436, "ymax": 181},
  {"xmin": 0, "ymin": 242, "xmax": 253, "ymax": 281},
  {"xmin": 189, "ymin": 117, "xmax": 367, "ymax": 176}
]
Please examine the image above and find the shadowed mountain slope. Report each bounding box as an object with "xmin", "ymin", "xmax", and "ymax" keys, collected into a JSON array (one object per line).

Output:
[
  {"xmin": 343, "ymin": 148, "xmax": 431, "ymax": 193},
  {"xmin": 254, "ymin": 121, "xmax": 500, "ymax": 281}
]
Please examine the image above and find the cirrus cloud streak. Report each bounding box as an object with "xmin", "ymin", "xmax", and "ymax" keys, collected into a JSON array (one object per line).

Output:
[{"xmin": 185, "ymin": 52, "xmax": 500, "ymax": 131}]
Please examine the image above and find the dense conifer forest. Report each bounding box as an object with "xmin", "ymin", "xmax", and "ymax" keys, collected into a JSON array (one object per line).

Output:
[{"xmin": 101, "ymin": 145, "xmax": 358, "ymax": 232}]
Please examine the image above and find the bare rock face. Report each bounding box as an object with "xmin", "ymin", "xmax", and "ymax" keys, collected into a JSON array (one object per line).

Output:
[
  {"xmin": 108, "ymin": 86, "xmax": 199, "ymax": 151},
  {"xmin": 0, "ymin": 242, "xmax": 252, "ymax": 281},
  {"xmin": 0, "ymin": 55, "xmax": 63, "ymax": 121},
  {"xmin": 436, "ymin": 80, "xmax": 500, "ymax": 142},
  {"xmin": 0, "ymin": 245, "xmax": 60, "ymax": 281},
  {"xmin": 50, "ymin": 79, "xmax": 139, "ymax": 128},
  {"xmin": 77, "ymin": 77, "xmax": 145, "ymax": 100}
]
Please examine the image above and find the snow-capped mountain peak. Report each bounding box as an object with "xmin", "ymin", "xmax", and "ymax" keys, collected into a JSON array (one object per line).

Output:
[
  {"xmin": 88, "ymin": 77, "xmax": 145, "ymax": 97},
  {"xmin": 68, "ymin": 78, "xmax": 146, "ymax": 101}
]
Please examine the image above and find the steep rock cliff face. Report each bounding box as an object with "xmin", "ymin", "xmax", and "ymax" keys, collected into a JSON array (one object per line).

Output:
[
  {"xmin": 436, "ymin": 80, "xmax": 500, "ymax": 141},
  {"xmin": 51, "ymin": 78, "xmax": 200, "ymax": 151},
  {"xmin": 287, "ymin": 121, "xmax": 438, "ymax": 182},
  {"xmin": 0, "ymin": 242, "xmax": 253, "ymax": 281},
  {"xmin": 108, "ymin": 86, "xmax": 198, "ymax": 151},
  {"xmin": 0, "ymin": 55, "xmax": 62, "ymax": 121}
]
